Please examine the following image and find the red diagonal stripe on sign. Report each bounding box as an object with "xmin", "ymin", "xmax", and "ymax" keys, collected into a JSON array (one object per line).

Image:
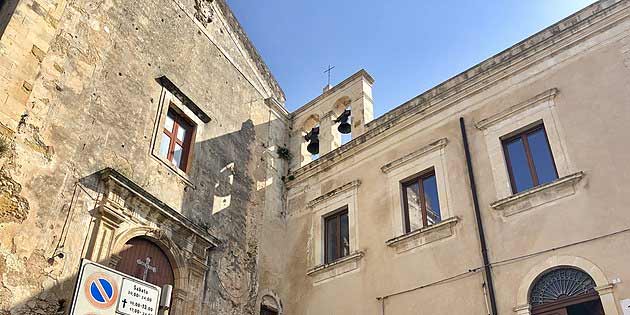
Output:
[{"xmin": 94, "ymin": 279, "xmax": 112, "ymax": 304}]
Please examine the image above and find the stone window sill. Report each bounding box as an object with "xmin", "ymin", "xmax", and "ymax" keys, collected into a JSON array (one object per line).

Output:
[
  {"xmin": 150, "ymin": 153, "xmax": 196, "ymax": 188},
  {"xmin": 490, "ymin": 171, "xmax": 584, "ymax": 216},
  {"xmin": 386, "ymin": 217, "xmax": 459, "ymax": 254},
  {"xmin": 306, "ymin": 251, "xmax": 364, "ymax": 284}
]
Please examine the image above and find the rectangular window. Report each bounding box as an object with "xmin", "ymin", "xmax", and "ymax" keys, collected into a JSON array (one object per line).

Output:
[
  {"xmin": 324, "ymin": 208, "xmax": 350, "ymax": 264},
  {"xmin": 160, "ymin": 108, "xmax": 194, "ymax": 172},
  {"xmin": 402, "ymin": 169, "xmax": 442, "ymax": 233},
  {"xmin": 502, "ymin": 124, "xmax": 558, "ymax": 194}
]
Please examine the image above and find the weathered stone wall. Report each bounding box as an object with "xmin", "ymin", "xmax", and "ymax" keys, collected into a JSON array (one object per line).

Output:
[
  {"xmin": 0, "ymin": 0, "xmax": 289, "ymax": 314},
  {"xmin": 281, "ymin": 1, "xmax": 630, "ymax": 314}
]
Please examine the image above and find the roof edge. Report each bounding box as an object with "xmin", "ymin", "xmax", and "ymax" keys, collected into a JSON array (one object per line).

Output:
[
  {"xmin": 291, "ymin": 69, "xmax": 374, "ymax": 117},
  {"xmin": 368, "ymin": 0, "xmax": 622, "ymax": 129},
  {"xmin": 214, "ymin": 0, "xmax": 286, "ymax": 102}
]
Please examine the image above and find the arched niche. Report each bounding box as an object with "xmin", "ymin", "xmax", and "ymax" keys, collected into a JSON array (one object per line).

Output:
[
  {"xmin": 331, "ymin": 96, "xmax": 353, "ymax": 146},
  {"xmin": 257, "ymin": 290, "xmax": 283, "ymax": 315},
  {"xmin": 301, "ymin": 114, "xmax": 320, "ymax": 133},
  {"xmin": 298, "ymin": 114, "xmax": 320, "ymax": 166},
  {"xmin": 332, "ymin": 96, "xmax": 352, "ymax": 117}
]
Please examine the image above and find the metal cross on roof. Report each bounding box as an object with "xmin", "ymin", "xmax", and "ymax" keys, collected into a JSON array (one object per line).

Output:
[
  {"xmin": 136, "ymin": 257, "xmax": 157, "ymax": 281},
  {"xmin": 324, "ymin": 65, "xmax": 335, "ymax": 87}
]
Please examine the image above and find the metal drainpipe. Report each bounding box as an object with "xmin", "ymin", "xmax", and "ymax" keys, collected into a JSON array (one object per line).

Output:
[
  {"xmin": 377, "ymin": 297, "xmax": 385, "ymax": 315},
  {"xmin": 459, "ymin": 117, "xmax": 499, "ymax": 315}
]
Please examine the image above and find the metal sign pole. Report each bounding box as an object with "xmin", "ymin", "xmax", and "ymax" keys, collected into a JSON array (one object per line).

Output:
[{"xmin": 158, "ymin": 284, "xmax": 173, "ymax": 315}]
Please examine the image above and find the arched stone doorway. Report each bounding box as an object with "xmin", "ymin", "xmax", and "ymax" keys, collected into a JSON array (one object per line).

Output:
[
  {"xmin": 115, "ymin": 237, "xmax": 175, "ymax": 288},
  {"xmin": 530, "ymin": 267, "xmax": 604, "ymax": 315}
]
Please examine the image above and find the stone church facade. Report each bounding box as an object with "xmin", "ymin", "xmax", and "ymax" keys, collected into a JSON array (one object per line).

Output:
[{"xmin": 1, "ymin": 0, "xmax": 630, "ymax": 314}]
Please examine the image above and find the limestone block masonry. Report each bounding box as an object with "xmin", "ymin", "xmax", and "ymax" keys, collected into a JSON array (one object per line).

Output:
[
  {"xmin": 0, "ymin": 0, "xmax": 288, "ymax": 314},
  {"xmin": 2, "ymin": 0, "xmax": 630, "ymax": 315}
]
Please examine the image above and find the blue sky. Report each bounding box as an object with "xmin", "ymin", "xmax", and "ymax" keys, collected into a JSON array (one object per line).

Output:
[{"xmin": 228, "ymin": 1, "xmax": 596, "ymax": 116}]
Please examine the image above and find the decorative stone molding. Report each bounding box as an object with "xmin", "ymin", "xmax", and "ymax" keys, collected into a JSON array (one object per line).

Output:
[
  {"xmin": 264, "ymin": 97, "xmax": 291, "ymax": 124},
  {"xmin": 306, "ymin": 251, "xmax": 364, "ymax": 284},
  {"xmin": 515, "ymin": 255, "xmax": 618, "ymax": 315},
  {"xmin": 308, "ymin": 180, "xmax": 361, "ymax": 272},
  {"xmin": 479, "ymin": 87, "xmax": 573, "ymax": 200},
  {"xmin": 156, "ymin": 76, "xmax": 211, "ymax": 123},
  {"xmin": 307, "ymin": 180, "xmax": 361, "ymax": 208},
  {"xmin": 108, "ymin": 254, "xmax": 122, "ymax": 268},
  {"xmin": 475, "ymin": 89, "xmax": 559, "ymax": 130},
  {"xmin": 84, "ymin": 168, "xmax": 218, "ymax": 315},
  {"xmin": 513, "ymin": 304, "xmax": 531, "ymax": 315},
  {"xmin": 382, "ymin": 138, "xmax": 453, "ymax": 239},
  {"xmin": 381, "ymin": 138, "xmax": 448, "ymax": 174},
  {"xmin": 490, "ymin": 171, "xmax": 585, "ymax": 216},
  {"xmin": 100, "ymin": 168, "xmax": 219, "ymax": 248},
  {"xmin": 595, "ymin": 283, "xmax": 614, "ymax": 295},
  {"xmin": 386, "ymin": 217, "xmax": 459, "ymax": 254}
]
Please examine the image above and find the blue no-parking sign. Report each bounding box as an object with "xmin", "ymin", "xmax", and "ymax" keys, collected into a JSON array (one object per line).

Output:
[
  {"xmin": 85, "ymin": 272, "xmax": 119, "ymax": 309},
  {"xmin": 69, "ymin": 259, "xmax": 161, "ymax": 315}
]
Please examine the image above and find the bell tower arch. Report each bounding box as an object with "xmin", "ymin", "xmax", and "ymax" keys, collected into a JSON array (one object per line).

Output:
[{"xmin": 289, "ymin": 69, "xmax": 374, "ymax": 169}]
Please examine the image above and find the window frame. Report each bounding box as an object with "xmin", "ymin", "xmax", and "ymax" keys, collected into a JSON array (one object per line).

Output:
[
  {"xmin": 401, "ymin": 168, "xmax": 440, "ymax": 234},
  {"xmin": 323, "ymin": 207, "xmax": 349, "ymax": 264},
  {"xmin": 161, "ymin": 107, "xmax": 194, "ymax": 172},
  {"xmin": 502, "ymin": 124, "xmax": 558, "ymax": 194}
]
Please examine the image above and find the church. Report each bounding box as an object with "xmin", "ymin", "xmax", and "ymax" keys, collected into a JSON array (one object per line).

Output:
[{"xmin": 1, "ymin": 0, "xmax": 630, "ymax": 314}]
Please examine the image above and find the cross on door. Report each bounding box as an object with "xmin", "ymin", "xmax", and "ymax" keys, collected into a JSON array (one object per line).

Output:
[{"xmin": 136, "ymin": 257, "xmax": 157, "ymax": 281}]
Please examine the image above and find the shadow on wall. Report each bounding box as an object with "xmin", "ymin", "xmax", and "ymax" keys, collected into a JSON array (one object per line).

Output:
[
  {"xmin": 0, "ymin": 118, "xmax": 281, "ymax": 314},
  {"xmin": 0, "ymin": 0, "xmax": 19, "ymax": 40},
  {"xmin": 180, "ymin": 119, "xmax": 276, "ymax": 313}
]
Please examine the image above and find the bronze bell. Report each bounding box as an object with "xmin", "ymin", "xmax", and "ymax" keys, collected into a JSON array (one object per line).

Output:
[
  {"xmin": 338, "ymin": 122, "xmax": 351, "ymax": 134},
  {"xmin": 304, "ymin": 127, "xmax": 320, "ymax": 155},
  {"xmin": 335, "ymin": 109, "xmax": 352, "ymax": 134},
  {"xmin": 307, "ymin": 140, "xmax": 319, "ymax": 155}
]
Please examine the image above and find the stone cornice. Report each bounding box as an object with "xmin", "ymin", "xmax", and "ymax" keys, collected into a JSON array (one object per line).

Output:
[
  {"xmin": 265, "ymin": 97, "xmax": 290, "ymax": 123},
  {"xmin": 99, "ymin": 168, "xmax": 220, "ymax": 248},
  {"xmin": 213, "ymin": 0, "xmax": 286, "ymax": 102},
  {"xmin": 490, "ymin": 171, "xmax": 585, "ymax": 214},
  {"xmin": 307, "ymin": 180, "xmax": 361, "ymax": 208},
  {"xmin": 156, "ymin": 76, "xmax": 212, "ymax": 123},
  {"xmin": 291, "ymin": 69, "xmax": 375, "ymax": 117},
  {"xmin": 285, "ymin": 0, "xmax": 630, "ymax": 186},
  {"xmin": 381, "ymin": 138, "xmax": 448, "ymax": 174},
  {"xmin": 306, "ymin": 251, "xmax": 364, "ymax": 276},
  {"xmin": 475, "ymin": 88, "xmax": 559, "ymax": 130},
  {"xmin": 367, "ymin": 0, "xmax": 626, "ymax": 131}
]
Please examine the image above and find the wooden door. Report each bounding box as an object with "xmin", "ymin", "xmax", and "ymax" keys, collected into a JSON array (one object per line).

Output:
[
  {"xmin": 116, "ymin": 237, "xmax": 175, "ymax": 288},
  {"xmin": 532, "ymin": 293, "xmax": 603, "ymax": 315}
]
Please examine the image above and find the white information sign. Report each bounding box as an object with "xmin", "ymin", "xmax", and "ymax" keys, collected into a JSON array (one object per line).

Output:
[
  {"xmin": 69, "ymin": 259, "xmax": 161, "ymax": 315},
  {"xmin": 117, "ymin": 278, "xmax": 160, "ymax": 315},
  {"xmin": 621, "ymin": 299, "xmax": 630, "ymax": 315}
]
